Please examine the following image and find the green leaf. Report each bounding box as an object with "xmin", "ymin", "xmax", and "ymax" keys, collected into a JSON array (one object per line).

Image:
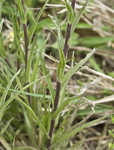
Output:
[
  {"xmin": 77, "ymin": 23, "xmax": 93, "ymax": 29},
  {"xmin": 89, "ymin": 57, "xmax": 104, "ymax": 73},
  {"xmin": 0, "ymin": 35, "xmax": 5, "ymax": 57},
  {"xmin": 37, "ymin": 18, "xmax": 55, "ymax": 30},
  {"xmin": 69, "ymin": 32, "xmax": 79, "ymax": 46},
  {"xmin": 28, "ymin": 0, "xmax": 49, "ymax": 43},
  {"xmin": 0, "ymin": 86, "xmax": 51, "ymax": 99},
  {"xmin": 17, "ymin": 0, "xmax": 26, "ymax": 24},
  {"xmin": 53, "ymin": 96, "xmax": 79, "ymax": 118},
  {"xmin": 52, "ymin": 116, "xmax": 105, "ymax": 148},
  {"xmin": 24, "ymin": 109, "xmax": 37, "ymax": 146},
  {"xmin": 0, "ymin": 69, "xmax": 21, "ymax": 107},
  {"xmin": 112, "ymin": 114, "xmax": 114, "ymax": 124},
  {"xmin": 71, "ymin": 0, "xmax": 89, "ymax": 34},
  {"xmin": 0, "ymin": 94, "xmax": 17, "ymax": 122},
  {"xmin": 57, "ymin": 50, "xmax": 66, "ymax": 81},
  {"xmin": 58, "ymin": 49, "xmax": 95, "ymax": 106},
  {"xmin": 16, "ymin": 96, "xmax": 48, "ymax": 136},
  {"xmin": 40, "ymin": 53, "xmax": 55, "ymax": 102},
  {"xmin": 64, "ymin": 0, "xmax": 75, "ymax": 23},
  {"xmin": 109, "ymin": 143, "xmax": 114, "ymax": 150},
  {"xmin": 49, "ymin": 15, "xmax": 66, "ymax": 81},
  {"xmin": 0, "ymin": 118, "xmax": 14, "ymax": 135},
  {"xmin": 63, "ymin": 49, "xmax": 96, "ymax": 88},
  {"xmin": 79, "ymin": 36, "xmax": 114, "ymax": 47}
]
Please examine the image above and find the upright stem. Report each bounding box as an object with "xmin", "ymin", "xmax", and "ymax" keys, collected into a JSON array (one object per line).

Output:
[
  {"xmin": 63, "ymin": 0, "xmax": 76, "ymax": 56},
  {"xmin": 48, "ymin": 81, "xmax": 61, "ymax": 139},
  {"xmin": 21, "ymin": 0, "xmax": 30, "ymax": 103},
  {"xmin": 23, "ymin": 23, "xmax": 28, "ymax": 70},
  {"xmin": 47, "ymin": 0, "xmax": 76, "ymax": 149},
  {"xmin": 21, "ymin": 0, "xmax": 29, "ymax": 70}
]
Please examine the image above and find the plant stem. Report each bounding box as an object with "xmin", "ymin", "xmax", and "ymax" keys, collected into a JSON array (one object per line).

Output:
[
  {"xmin": 21, "ymin": 0, "xmax": 29, "ymax": 70},
  {"xmin": 21, "ymin": 0, "xmax": 31, "ymax": 104},
  {"xmin": 63, "ymin": 0, "xmax": 76, "ymax": 56},
  {"xmin": 47, "ymin": 0, "xmax": 76, "ymax": 149},
  {"xmin": 23, "ymin": 23, "xmax": 29, "ymax": 70}
]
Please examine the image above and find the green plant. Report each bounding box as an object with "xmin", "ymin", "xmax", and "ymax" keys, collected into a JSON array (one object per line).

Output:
[{"xmin": 0, "ymin": 0, "xmax": 114, "ymax": 150}]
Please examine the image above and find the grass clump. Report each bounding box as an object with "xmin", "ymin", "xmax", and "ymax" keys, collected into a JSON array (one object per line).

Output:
[{"xmin": 0, "ymin": 0, "xmax": 114, "ymax": 150}]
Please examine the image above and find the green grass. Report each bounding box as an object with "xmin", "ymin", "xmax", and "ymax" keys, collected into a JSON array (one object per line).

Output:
[{"xmin": 0, "ymin": 0, "xmax": 114, "ymax": 150}]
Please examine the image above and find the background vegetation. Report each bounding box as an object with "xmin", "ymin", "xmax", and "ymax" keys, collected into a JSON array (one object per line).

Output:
[{"xmin": 0, "ymin": 0, "xmax": 114, "ymax": 150}]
